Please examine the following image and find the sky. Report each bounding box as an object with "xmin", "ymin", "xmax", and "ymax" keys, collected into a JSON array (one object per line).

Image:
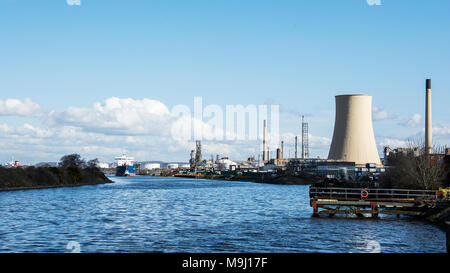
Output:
[{"xmin": 1, "ymin": 0, "xmax": 450, "ymax": 165}]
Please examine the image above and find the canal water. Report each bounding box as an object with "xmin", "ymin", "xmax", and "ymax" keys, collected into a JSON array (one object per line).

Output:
[{"xmin": 0, "ymin": 176, "xmax": 446, "ymax": 253}]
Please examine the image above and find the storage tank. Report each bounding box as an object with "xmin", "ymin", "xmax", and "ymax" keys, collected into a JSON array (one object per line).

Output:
[
  {"xmin": 144, "ymin": 163, "xmax": 160, "ymax": 170},
  {"xmin": 328, "ymin": 94, "xmax": 382, "ymax": 167},
  {"xmin": 167, "ymin": 163, "xmax": 179, "ymax": 169}
]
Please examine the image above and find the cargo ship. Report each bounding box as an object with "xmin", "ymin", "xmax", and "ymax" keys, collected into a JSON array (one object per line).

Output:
[{"xmin": 115, "ymin": 154, "xmax": 136, "ymax": 177}]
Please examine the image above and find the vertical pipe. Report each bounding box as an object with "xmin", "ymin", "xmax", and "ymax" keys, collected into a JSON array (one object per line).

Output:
[
  {"xmin": 425, "ymin": 79, "xmax": 432, "ymax": 155},
  {"xmin": 281, "ymin": 141, "xmax": 284, "ymax": 160},
  {"xmin": 295, "ymin": 136, "xmax": 298, "ymax": 159}
]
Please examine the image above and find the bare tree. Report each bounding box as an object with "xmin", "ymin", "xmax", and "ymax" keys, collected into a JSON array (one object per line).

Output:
[
  {"xmin": 382, "ymin": 138, "xmax": 448, "ymax": 190},
  {"xmin": 409, "ymin": 139, "xmax": 447, "ymax": 190}
]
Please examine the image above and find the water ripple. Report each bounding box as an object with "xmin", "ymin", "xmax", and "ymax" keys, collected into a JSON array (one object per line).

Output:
[{"xmin": 0, "ymin": 176, "xmax": 446, "ymax": 253}]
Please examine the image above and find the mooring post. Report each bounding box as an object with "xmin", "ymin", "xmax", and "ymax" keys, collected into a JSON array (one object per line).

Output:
[
  {"xmin": 446, "ymin": 222, "xmax": 450, "ymax": 254},
  {"xmin": 356, "ymin": 206, "xmax": 363, "ymax": 218},
  {"xmin": 370, "ymin": 202, "xmax": 378, "ymax": 218},
  {"xmin": 328, "ymin": 210, "xmax": 335, "ymax": 218},
  {"xmin": 312, "ymin": 200, "xmax": 319, "ymax": 217}
]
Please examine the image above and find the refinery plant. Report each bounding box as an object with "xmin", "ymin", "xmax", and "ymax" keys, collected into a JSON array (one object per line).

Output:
[
  {"xmin": 174, "ymin": 79, "xmax": 449, "ymax": 186},
  {"xmin": 6, "ymin": 79, "xmax": 448, "ymax": 185}
]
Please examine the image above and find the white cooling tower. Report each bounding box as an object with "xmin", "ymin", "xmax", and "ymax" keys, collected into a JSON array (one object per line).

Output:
[{"xmin": 328, "ymin": 94, "xmax": 382, "ymax": 167}]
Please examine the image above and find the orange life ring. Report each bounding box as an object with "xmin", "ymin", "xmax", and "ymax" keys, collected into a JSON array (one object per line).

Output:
[{"xmin": 361, "ymin": 190, "xmax": 369, "ymax": 198}]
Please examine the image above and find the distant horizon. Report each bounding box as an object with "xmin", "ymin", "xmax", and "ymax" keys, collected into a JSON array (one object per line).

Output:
[{"xmin": 1, "ymin": 0, "xmax": 449, "ymax": 164}]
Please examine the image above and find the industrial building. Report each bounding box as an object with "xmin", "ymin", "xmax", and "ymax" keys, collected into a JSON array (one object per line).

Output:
[{"xmin": 174, "ymin": 78, "xmax": 446, "ymax": 185}]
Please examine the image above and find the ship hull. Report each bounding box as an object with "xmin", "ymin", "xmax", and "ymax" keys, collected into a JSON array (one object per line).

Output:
[{"xmin": 115, "ymin": 166, "xmax": 137, "ymax": 177}]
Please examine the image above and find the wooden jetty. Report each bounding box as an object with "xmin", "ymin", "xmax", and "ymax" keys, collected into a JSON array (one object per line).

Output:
[{"xmin": 309, "ymin": 187, "xmax": 439, "ymax": 218}]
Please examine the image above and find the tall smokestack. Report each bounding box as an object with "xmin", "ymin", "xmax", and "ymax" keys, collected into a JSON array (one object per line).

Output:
[
  {"xmin": 295, "ymin": 136, "xmax": 298, "ymax": 159},
  {"xmin": 281, "ymin": 141, "xmax": 284, "ymax": 160},
  {"xmin": 425, "ymin": 79, "xmax": 432, "ymax": 155},
  {"xmin": 263, "ymin": 120, "xmax": 266, "ymax": 162}
]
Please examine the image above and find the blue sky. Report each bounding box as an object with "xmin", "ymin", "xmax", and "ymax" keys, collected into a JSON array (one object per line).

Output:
[{"xmin": 1, "ymin": 0, "xmax": 450, "ymax": 164}]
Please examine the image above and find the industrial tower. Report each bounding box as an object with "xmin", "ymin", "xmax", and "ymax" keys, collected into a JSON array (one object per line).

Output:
[
  {"xmin": 195, "ymin": 140, "xmax": 202, "ymax": 167},
  {"xmin": 328, "ymin": 95, "xmax": 381, "ymax": 167},
  {"xmin": 425, "ymin": 79, "xmax": 433, "ymax": 155},
  {"xmin": 302, "ymin": 115, "xmax": 309, "ymax": 159}
]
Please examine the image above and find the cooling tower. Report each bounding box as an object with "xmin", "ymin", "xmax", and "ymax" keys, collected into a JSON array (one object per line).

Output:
[{"xmin": 328, "ymin": 94, "xmax": 382, "ymax": 167}]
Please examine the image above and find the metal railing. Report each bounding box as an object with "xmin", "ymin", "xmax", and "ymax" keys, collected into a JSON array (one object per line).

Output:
[{"xmin": 309, "ymin": 187, "xmax": 437, "ymax": 201}]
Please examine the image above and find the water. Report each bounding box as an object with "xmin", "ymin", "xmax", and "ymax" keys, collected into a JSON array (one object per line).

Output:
[{"xmin": 0, "ymin": 176, "xmax": 446, "ymax": 253}]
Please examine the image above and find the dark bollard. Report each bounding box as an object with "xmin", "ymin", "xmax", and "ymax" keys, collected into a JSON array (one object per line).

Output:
[{"xmin": 446, "ymin": 222, "xmax": 450, "ymax": 254}]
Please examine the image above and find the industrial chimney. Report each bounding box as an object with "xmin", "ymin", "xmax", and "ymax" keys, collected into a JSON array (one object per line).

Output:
[
  {"xmin": 425, "ymin": 79, "xmax": 432, "ymax": 155},
  {"xmin": 328, "ymin": 94, "xmax": 382, "ymax": 167}
]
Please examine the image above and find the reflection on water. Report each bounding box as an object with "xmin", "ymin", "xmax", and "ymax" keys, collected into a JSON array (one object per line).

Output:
[{"xmin": 0, "ymin": 176, "xmax": 445, "ymax": 253}]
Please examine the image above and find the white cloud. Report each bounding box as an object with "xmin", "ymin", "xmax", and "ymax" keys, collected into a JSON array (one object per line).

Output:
[
  {"xmin": 0, "ymin": 98, "xmax": 41, "ymax": 117},
  {"xmin": 0, "ymin": 97, "xmax": 262, "ymax": 163},
  {"xmin": 47, "ymin": 97, "xmax": 244, "ymax": 142},
  {"xmin": 399, "ymin": 114, "xmax": 422, "ymax": 127},
  {"xmin": 433, "ymin": 126, "xmax": 450, "ymax": 136},
  {"xmin": 377, "ymin": 137, "xmax": 409, "ymax": 148},
  {"xmin": 0, "ymin": 123, "xmax": 52, "ymax": 138},
  {"xmin": 372, "ymin": 106, "xmax": 397, "ymax": 121},
  {"xmin": 47, "ymin": 97, "xmax": 173, "ymax": 136},
  {"xmin": 281, "ymin": 132, "xmax": 331, "ymax": 148}
]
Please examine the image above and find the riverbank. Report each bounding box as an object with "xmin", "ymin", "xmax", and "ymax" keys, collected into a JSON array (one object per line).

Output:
[
  {"xmin": 174, "ymin": 173, "xmax": 319, "ymax": 185},
  {"xmin": 0, "ymin": 166, "xmax": 112, "ymax": 192}
]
